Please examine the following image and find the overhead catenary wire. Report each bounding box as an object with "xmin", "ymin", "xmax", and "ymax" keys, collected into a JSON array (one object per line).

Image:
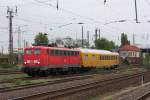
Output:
[
  {"xmin": 1, "ymin": 0, "xmax": 149, "ymax": 46},
  {"xmin": 32, "ymin": 0, "xmax": 134, "ymax": 33}
]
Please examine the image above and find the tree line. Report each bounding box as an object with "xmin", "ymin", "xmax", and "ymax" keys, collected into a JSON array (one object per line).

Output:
[{"xmin": 33, "ymin": 32, "xmax": 130, "ymax": 50}]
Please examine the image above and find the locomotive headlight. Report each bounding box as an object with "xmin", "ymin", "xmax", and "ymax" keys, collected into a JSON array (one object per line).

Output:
[
  {"xmin": 24, "ymin": 62, "xmax": 27, "ymax": 64},
  {"xmin": 34, "ymin": 60, "xmax": 38, "ymax": 63},
  {"xmin": 27, "ymin": 60, "xmax": 30, "ymax": 63},
  {"xmin": 37, "ymin": 61, "xmax": 40, "ymax": 64}
]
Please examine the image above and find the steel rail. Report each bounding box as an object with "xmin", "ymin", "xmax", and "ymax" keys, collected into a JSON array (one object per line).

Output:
[{"xmin": 10, "ymin": 71, "xmax": 149, "ymax": 100}]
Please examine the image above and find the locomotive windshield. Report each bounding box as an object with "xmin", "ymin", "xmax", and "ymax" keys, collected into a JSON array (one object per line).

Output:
[
  {"xmin": 26, "ymin": 49, "xmax": 32, "ymax": 54},
  {"xmin": 25, "ymin": 48, "xmax": 41, "ymax": 55},
  {"xmin": 34, "ymin": 49, "xmax": 41, "ymax": 55}
]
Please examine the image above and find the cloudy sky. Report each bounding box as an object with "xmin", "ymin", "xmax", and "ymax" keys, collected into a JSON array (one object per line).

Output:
[{"xmin": 0, "ymin": 0, "xmax": 150, "ymax": 53}]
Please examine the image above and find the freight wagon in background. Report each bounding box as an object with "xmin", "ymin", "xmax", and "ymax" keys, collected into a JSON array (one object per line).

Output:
[{"xmin": 22, "ymin": 46, "xmax": 120, "ymax": 77}]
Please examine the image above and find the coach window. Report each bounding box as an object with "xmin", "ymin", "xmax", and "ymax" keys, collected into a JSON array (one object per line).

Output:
[
  {"xmin": 84, "ymin": 54, "xmax": 88, "ymax": 60},
  {"xmin": 110, "ymin": 56, "xmax": 112, "ymax": 60},
  {"xmin": 103, "ymin": 56, "xmax": 105, "ymax": 60},
  {"xmin": 101, "ymin": 56, "xmax": 103, "ymax": 60},
  {"xmin": 92, "ymin": 55, "xmax": 96, "ymax": 60},
  {"xmin": 104, "ymin": 56, "xmax": 106, "ymax": 60},
  {"xmin": 26, "ymin": 49, "xmax": 32, "ymax": 54},
  {"xmin": 116, "ymin": 56, "xmax": 118, "ymax": 60}
]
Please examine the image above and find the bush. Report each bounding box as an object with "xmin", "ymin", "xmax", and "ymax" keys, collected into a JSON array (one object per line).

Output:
[{"xmin": 122, "ymin": 59, "xmax": 130, "ymax": 65}]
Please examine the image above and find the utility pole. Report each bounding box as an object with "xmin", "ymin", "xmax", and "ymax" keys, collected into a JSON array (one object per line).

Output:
[
  {"xmin": 98, "ymin": 28, "xmax": 101, "ymax": 39},
  {"xmin": 134, "ymin": 0, "xmax": 138, "ymax": 23},
  {"xmin": 78, "ymin": 22, "xmax": 84, "ymax": 48},
  {"xmin": 18, "ymin": 26, "xmax": 21, "ymax": 49},
  {"xmin": 17, "ymin": 26, "xmax": 22, "ymax": 64},
  {"xmin": 95, "ymin": 28, "xmax": 98, "ymax": 41},
  {"xmin": 104, "ymin": 0, "xmax": 106, "ymax": 5},
  {"xmin": 6, "ymin": 6, "xmax": 17, "ymax": 64},
  {"xmin": 1, "ymin": 46, "xmax": 3, "ymax": 55},
  {"xmin": 133, "ymin": 34, "xmax": 135, "ymax": 45},
  {"xmin": 82, "ymin": 25, "xmax": 84, "ymax": 48},
  {"xmin": 87, "ymin": 31, "xmax": 89, "ymax": 48},
  {"xmin": 56, "ymin": 0, "xmax": 59, "ymax": 10}
]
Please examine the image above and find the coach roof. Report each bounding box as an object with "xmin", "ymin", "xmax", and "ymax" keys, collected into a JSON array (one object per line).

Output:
[{"xmin": 79, "ymin": 48, "xmax": 119, "ymax": 55}]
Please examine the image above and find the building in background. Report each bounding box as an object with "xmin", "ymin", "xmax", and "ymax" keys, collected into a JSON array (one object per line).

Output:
[{"xmin": 119, "ymin": 44, "xmax": 141, "ymax": 64}]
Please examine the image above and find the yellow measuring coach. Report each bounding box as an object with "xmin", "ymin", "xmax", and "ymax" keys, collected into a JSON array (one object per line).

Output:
[{"xmin": 79, "ymin": 49, "xmax": 119, "ymax": 69}]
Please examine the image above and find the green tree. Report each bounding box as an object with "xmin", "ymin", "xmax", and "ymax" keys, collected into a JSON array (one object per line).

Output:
[
  {"xmin": 94, "ymin": 38, "xmax": 115, "ymax": 50},
  {"xmin": 121, "ymin": 33, "xmax": 130, "ymax": 46},
  {"xmin": 33, "ymin": 32, "xmax": 49, "ymax": 46}
]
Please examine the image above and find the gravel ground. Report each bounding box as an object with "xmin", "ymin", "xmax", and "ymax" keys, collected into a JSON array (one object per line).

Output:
[
  {"xmin": 0, "ymin": 73, "xmax": 118, "ymax": 100},
  {"xmin": 111, "ymin": 82, "xmax": 150, "ymax": 100},
  {"xmin": 0, "ymin": 66, "xmax": 148, "ymax": 100}
]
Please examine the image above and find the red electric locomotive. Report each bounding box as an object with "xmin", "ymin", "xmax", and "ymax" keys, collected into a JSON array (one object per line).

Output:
[{"xmin": 22, "ymin": 46, "xmax": 81, "ymax": 76}]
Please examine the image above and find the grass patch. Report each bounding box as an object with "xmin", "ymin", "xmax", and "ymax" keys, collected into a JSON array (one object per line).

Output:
[
  {"xmin": 0, "ymin": 63, "xmax": 23, "ymax": 71},
  {"xmin": 0, "ymin": 74, "xmax": 28, "ymax": 81}
]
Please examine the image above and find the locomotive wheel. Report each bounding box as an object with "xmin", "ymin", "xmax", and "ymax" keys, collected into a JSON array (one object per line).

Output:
[
  {"xmin": 38, "ymin": 70, "xmax": 48, "ymax": 77},
  {"xmin": 27, "ymin": 71, "xmax": 36, "ymax": 77}
]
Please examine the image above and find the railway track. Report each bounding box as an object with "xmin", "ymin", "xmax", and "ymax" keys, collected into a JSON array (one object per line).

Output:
[
  {"xmin": 0, "ymin": 70, "xmax": 117, "ymax": 91},
  {"xmin": 0, "ymin": 73, "xmax": 93, "ymax": 93},
  {"xmin": 5, "ymin": 71, "xmax": 150, "ymax": 100},
  {"xmin": 0, "ymin": 70, "xmax": 23, "ymax": 75},
  {"xmin": 137, "ymin": 91, "xmax": 150, "ymax": 100}
]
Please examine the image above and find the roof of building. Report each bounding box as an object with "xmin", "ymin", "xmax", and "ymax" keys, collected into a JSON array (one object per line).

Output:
[{"xmin": 119, "ymin": 44, "xmax": 140, "ymax": 51}]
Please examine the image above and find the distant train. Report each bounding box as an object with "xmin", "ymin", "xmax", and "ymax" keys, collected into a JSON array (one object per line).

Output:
[{"xmin": 22, "ymin": 46, "xmax": 119, "ymax": 76}]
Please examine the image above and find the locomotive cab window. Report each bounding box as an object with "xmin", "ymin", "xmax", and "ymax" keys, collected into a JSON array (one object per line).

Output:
[
  {"xmin": 26, "ymin": 49, "xmax": 32, "ymax": 54},
  {"xmin": 34, "ymin": 49, "xmax": 41, "ymax": 55}
]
